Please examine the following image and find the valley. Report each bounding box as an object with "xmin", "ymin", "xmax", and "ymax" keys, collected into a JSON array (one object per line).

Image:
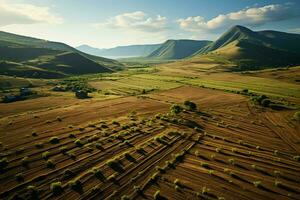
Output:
[
  {"xmin": 0, "ymin": 54, "xmax": 300, "ymax": 199},
  {"xmin": 0, "ymin": 8, "xmax": 300, "ymax": 198}
]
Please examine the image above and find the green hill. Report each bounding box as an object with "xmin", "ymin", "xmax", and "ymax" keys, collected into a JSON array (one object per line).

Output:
[
  {"xmin": 0, "ymin": 61, "xmax": 66, "ymax": 79},
  {"xmin": 147, "ymin": 39, "xmax": 212, "ymax": 60},
  {"xmin": 194, "ymin": 25, "xmax": 300, "ymax": 69},
  {"xmin": 0, "ymin": 31, "xmax": 121, "ymax": 78}
]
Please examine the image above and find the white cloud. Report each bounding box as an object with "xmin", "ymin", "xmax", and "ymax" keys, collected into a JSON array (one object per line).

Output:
[
  {"xmin": 178, "ymin": 4, "xmax": 300, "ymax": 32},
  {"xmin": 0, "ymin": 0, "xmax": 63, "ymax": 27},
  {"xmin": 93, "ymin": 11, "xmax": 167, "ymax": 32}
]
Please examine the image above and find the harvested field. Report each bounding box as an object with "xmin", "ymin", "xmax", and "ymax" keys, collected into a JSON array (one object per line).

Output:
[{"xmin": 1, "ymin": 86, "xmax": 299, "ymax": 200}]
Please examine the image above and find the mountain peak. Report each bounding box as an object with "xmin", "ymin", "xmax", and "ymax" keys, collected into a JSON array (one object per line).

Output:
[{"xmin": 229, "ymin": 25, "xmax": 253, "ymax": 34}]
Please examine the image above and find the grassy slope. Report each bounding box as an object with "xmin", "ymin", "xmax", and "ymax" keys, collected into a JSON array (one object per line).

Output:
[
  {"xmin": 194, "ymin": 25, "xmax": 300, "ymax": 69},
  {"xmin": 0, "ymin": 31, "xmax": 122, "ymax": 68},
  {"xmin": 0, "ymin": 32, "xmax": 123, "ymax": 78},
  {"xmin": 147, "ymin": 39, "xmax": 212, "ymax": 60},
  {"xmin": 0, "ymin": 31, "xmax": 116, "ymax": 63}
]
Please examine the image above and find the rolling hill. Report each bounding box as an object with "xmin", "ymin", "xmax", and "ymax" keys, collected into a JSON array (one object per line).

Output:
[
  {"xmin": 77, "ymin": 43, "xmax": 161, "ymax": 58},
  {"xmin": 194, "ymin": 25, "xmax": 300, "ymax": 70},
  {"xmin": 147, "ymin": 39, "xmax": 212, "ymax": 60},
  {"xmin": 0, "ymin": 31, "xmax": 121, "ymax": 78}
]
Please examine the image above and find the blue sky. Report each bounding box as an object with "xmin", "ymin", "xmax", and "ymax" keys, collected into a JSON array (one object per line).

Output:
[{"xmin": 0, "ymin": 0, "xmax": 300, "ymax": 48}]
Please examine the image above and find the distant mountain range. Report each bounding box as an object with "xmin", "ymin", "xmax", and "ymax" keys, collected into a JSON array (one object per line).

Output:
[
  {"xmin": 194, "ymin": 25, "xmax": 300, "ymax": 69},
  {"xmin": 76, "ymin": 44, "xmax": 161, "ymax": 58},
  {"xmin": 147, "ymin": 39, "xmax": 212, "ymax": 60},
  {"xmin": 0, "ymin": 31, "xmax": 122, "ymax": 78}
]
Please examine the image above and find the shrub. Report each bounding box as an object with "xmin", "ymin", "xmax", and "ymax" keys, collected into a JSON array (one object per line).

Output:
[
  {"xmin": 274, "ymin": 180, "xmax": 282, "ymax": 187},
  {"xmin": 154, "ymin": 190, "xmax": 161, "ymax": 200},
  {"xmin": 123, "ymin": 140, "xmax": 133, "ymax": 147},
  {"xmin": 27, "ymin": 185, "xmax": 39, "ymax": 198},
  {"xmin": 56, "ymin": 116, "xmax": 62, "ymax": 122},
  {"xmin": 228, "ymin": 158, "xmax": 235, "ymax": 165},
  {"xmin": 150, "ymin": 172, "xmax": 159, "ymax": 182},
  {"xmin": 133, "ymin": 185, "xmax": 142, "ymax": 194},
  {"xmin": 68, "ymin": 179, "xmax": 82, "ymax": 192},
  {"xmin": 183, "ymin": 100, "xmax": 197, "ymax": 111},
  {"xmin": 256, "ymin": 95, "xmax": 267, "ymax": 104},
  {"xmin": 170, "ymin": 104, "xmax": 182, "ymax": 115},
  {"xmin": 261, "ymin": 99, "xmax": 271, "ymax": 107},
  {"xmin": 156, "ymin": 166, "xmax": 166, "ymax": 173},
  {"xmin": 89, "ymin": 167, "xmax": 105, "ymax": 180},
  {"xmin": 174, "ymin": 179, "xmax": 181, "ymax": 186},
  {"xmin": 63, "ymin": 169, "xmax": 75, "ymax": 179},
  {"xmin": 293, "ymin": 111, "xmax": 300, "ymax": 121},
  {"xmin": 112, "ymin": 120, "xmax": 120, "ymax": 126},
  {"xmin": 88, "ymin": 122, "xmax": 96, "ymax": 127},
  {"xmin": 215, "ymin": 147, "xmax": 223, "ymax": 153},
  {"xmin": 50, "ymin": 182, "xmax": 63, "ymax": 195},
  {"xmin": 42, "ymin": 151, "xmax": 50, "ymax": 160},
  {"xmin": 100, "ymin": 124, "xmax": 108, "ymax": 129},
  {"xmin": 87, "ymin": 134, "xmax": 99, "ymax": 142},
  {"xmin": 59, "ymin": 146, "xmax": 68, "ymax": 154},
  {"xmin": 85, "ymin": 143, "xmax": 94, "ymax": 153},
  {"xmin": 293, "ymin": 155, "xmax": 300, "ymax": 161},
  {"xmin": 175, "ymin": 153, "xmax": 184, "ymax": 162},
  {"xmin": 74, "ymin": 139, "xmax": 83, "ymax": 147},
  {"xmin": 95, "ymin": 143, "xmax": 103, "ymax": 150},
  {"xmin": 202, "ymin": 186, "xmax": 210, "ymax": 195},
  {"xmin": 106, "ymin": 159, "xmax": 123, "ymax": 173},
  {"xmin": 135, "ymin": 146, "xmax": 145, "ymax": 154},
  {"xmin": 124, "ymin": 152, "xmax": 135, "ymax": 162},
  {"xmin": 0, "ymin": 157, "xmax": 8, "ymax": 170},
  {"xmin": 91, "ymin": 185, "xmax": 101, "ymax": 194},
  {"xmin": 16, "ymin": 147, "xmax": 25, "ymax": 153},
  {"xmin": 107, "ymin": 174, "xmax": 116, "ymax": 182},
  {"xmin": 21, "ymin": 156, "xmax": 29, "ymax": 167},
  {"xmin": 32, "ymin": 131, "xmax": 38, "ymax": 137},
  {"xmin": 242, "ymin": 89, "xmax": 248, "ymax": 93},
  {"xmin": 274, "ymin": 180, "xmax": 297, "ymax": 193},
  {"xmin": 253, "ymin": 181, "xmax": 262, "ymax": 188},
  {"xmin": 69, "ymin": 133, "xmax": 76, "ymax": 138},
  {"xmin": 154, "ymin": 135, "xmax": 168, "ymax": 145},
  {"xmin": 274, "ymin": 170, "xmax": 281, "ymax": 177},
  {"xmin": 49, "ymin": 137, "xmax": 59, "ymax": 144},
  {"xmin": 35, "ymin": 143, "xmax": 44, "ymax": 149},
  {"xmin": 68, "ymin": 152, "xmax": 76, "ymax": 160},
  {"xmin": 46, "ymin": 160, "xmax": 55, "ymax": 168},
  {"xmin": 201, "ymin": 162, "xmax": 210, "ymax": 169},
  {"xmin": 121, "ymin": 195, "xmax": 130, "ymax": 200},
  {"xmin": 15, "ymin": 173, "xmax": 24, "ymax": 182}
]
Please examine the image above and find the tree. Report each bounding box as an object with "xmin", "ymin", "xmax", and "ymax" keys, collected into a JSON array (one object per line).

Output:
[
  {"xmin": 261, "ymin": 99, "xmax": 271, "ymax": 107},
  {"xmin": 183, "ymin": 100, "xmax": 197, "ymax": 111},
  {"xmin": 170, "ymin": 104, "xmax": 182, "ymax": 115},
  {"xmin": 294, "ymin": 111, "xmax": 300, "ymax": 121}
]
